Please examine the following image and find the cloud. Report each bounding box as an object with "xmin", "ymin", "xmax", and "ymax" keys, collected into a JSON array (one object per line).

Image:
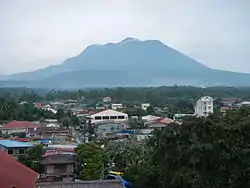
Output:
[{"xmin": 0, "ymin": 0, "xmax": 249, "ymax": 74}]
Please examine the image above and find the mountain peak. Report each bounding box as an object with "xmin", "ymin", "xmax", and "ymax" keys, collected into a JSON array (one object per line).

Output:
[{"xmin": 119, "ymin": 37, "xmax": 140, "ymax": 45}]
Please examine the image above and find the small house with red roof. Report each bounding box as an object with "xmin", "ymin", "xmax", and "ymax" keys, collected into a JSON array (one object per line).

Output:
[
  {"xmin": 2, "ymin": 120, "xmax": 41, "ymax": 135},
  {"xmin": 145, "ymin": 117, "xmax": 179, "ymax": 128},
  {"xmin": 0, "ymin": 150, "xmax": 39, "ymax": 188}
]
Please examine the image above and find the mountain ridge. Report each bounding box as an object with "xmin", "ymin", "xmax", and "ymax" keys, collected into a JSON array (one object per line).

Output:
[{"xmin": 1, "ymin": 38, "xmax": 250, "ymax": 88}]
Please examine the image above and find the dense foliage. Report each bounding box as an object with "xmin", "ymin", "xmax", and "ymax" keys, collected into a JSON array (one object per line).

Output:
[
  {"xmin": 0, "ymin": 97, "xmax": 55, "ymax": 123},
  {"xmin": 104, "ymin": 108, "xmax": 250, "ymax": 188},
  {"xmin": 76, "ymin": 143, "xmax": 106, "ymax": 180}
]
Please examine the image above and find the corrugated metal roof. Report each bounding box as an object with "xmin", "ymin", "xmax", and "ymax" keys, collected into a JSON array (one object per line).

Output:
[
  {"xmin": 3, "ymin": 120, "xmax": 41, "ymax": 129},
  {"xmin": 0, "ymin": 140, "xmax": 33, "ymax": 148},
  {"xmin": 0, "ymin": 150, "xmax": 39, "ymax": 188},
  {"xmin": 36, "ymin": 180, "xmax": 123, "ymax": 188}
]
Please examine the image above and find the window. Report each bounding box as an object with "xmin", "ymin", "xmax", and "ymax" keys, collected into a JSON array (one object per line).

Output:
[
  {"xmin": 95, "ymin": 116, "xmax": 102, "ymax": 120},
  {"xmin": 118, "ymin": 116, "xmax": 125, "ymax": 119},
  {"xmin": 110, "ymin": 116, "xmax": 117, "ymax": 119},
  {"xmin": 8, "ymin": 149, "xmax": 14, "ymax": 154},
  {"xmin": 103, "ymin": 116, "xmax": 109, "ymax": 120},
  {"xmin": 19, "ymin": 148, "xmax": 25, "ymax": 154}
]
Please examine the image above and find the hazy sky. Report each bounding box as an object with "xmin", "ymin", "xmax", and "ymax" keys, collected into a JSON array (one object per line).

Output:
[{"xmin": 0, "ymin": 0, "xmax": 250, "ymax": 74}]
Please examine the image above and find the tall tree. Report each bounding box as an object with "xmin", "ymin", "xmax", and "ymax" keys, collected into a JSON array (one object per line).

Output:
[{"xmin": 76, "ymin": 143, "xmax": 106, "ymax": 180}]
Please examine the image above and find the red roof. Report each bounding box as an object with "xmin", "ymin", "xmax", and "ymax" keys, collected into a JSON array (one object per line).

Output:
[
  {"xmin": 0, "ymin": 150, "xmax": 39, "ymax": 188},
  {"xmin": 156, "ymin": 117, "xmax": 174, "ymax": 124},
  {"xmin": 11, "ymin": 138, "xmax": 34, "ymax": 142},
  {"xmin": 34, "ymin": 102, "xmax": 43, "ymax": 108},
  {"xmin": 55, "ymin": 147, "xmax": 75, "ymax": 152},
  {"xmin": 3, "ymin": 121, "xmax": 41, "ymax": 129}
]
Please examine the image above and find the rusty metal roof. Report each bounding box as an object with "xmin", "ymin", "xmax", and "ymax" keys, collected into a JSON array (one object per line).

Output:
[{"xmin": 36, "ymin": 180, "xmax": 123, "ymax": 188}]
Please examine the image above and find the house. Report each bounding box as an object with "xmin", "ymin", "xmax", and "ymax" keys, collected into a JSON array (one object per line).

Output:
[
  {"xmin": 0, "ymin": 150, "xmax": 39, "ymax": 188},
  {"xmin": 36, "ymin": 180, "xmax": 124, "ymax": 188},
  {"xmin": 0, "ymin": 140, "xmax": 33, "ymax": 157},
  {"xmin": 145, "ymin": 117, "xmax": 174, "ymax": 128},
  {"xmin": 240, "ymin": 101, "xmax": 250, "ymax": 106},
  {"xmin": 34, "ymin": 102, "xmax": 43, "ymax": 108},
  {"xmin": 194, "ymin": 96, "xmax": 214, "ymax": 117},
  {"xmin": 90, "ymin": 109, "xmax": 128, "ymax": 123},
  {"xmin": 96, "ymin": 123, "xmax": 124, "ymax": 137},
  {"xmin": 40, "ymin": 153, "xmax": 76, "ymax": 181},
  {"xmin": 111, "ymin": 103, "xmax": 123, "ymax": 110},
  {"xmin": 2, "ymin": 120, "xmax": 41, "ymax": 134},
  {"xmin": 141, "ymin": 103, "xmax": 150, "ymax": 111},
  {"xmin": 44, "ymin": 119, "xmax": 60, "ymax": 128},
  {"xmin": 96, "ymin": 103, "xmax": 106, "ymax": 110},
  {"xmin": 142, "ymin": 115, "xmax": 161, "ymax": 122},
  {"xmin": 220, "ymin": 106, "xmax": 233, "ymax": 113},
  {"xmin": 34, "ymin": 127, "xmax": 70, "ymax": 138},
  {"xmin": 103, "ymin": 96, "xmax": 112, "ymax": 103},
  {"xmin": 173, "ymin": 113, "xmax": 196, "ymax": 121},
  {"xmin": 42, "ymin": 106, "xmax": 58, "ymax": 114}
]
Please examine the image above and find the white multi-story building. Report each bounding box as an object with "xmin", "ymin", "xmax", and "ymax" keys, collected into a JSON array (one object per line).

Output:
[
  {"xmin": 141, "ymin": 103, "xmax": 150, "ymax": 111},
  {"xmin": 195, "ymin": 96, "xmax": 214, "ymax": 117},
  {"xmin": 90, "ymin": 109, "xmax": 128, "ymax": 123}
]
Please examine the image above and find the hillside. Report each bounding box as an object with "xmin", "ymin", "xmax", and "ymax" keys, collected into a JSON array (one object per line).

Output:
[{"xmin": 2, "ymin": 37, "xmax": 250, "ymax": 88}]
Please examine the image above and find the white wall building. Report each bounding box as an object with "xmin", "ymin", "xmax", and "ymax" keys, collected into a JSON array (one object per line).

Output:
[
  {"xmin": 111, "ymin": 104, "xmax": 123, "ymax": 110},
  {"xmin": 195, "ymin": 96, "xmax": 214, "ymax": 117},
  {"xmin": 90, "ymin": 109, "xmax": 128, "ymax": 123},
  {"xmin": 103, "ymin": 97, "xmax": 112, "ymax": 103},
  {"xmin": 141, "ymin": 103, "xmax": 150, "ymax": 111}
]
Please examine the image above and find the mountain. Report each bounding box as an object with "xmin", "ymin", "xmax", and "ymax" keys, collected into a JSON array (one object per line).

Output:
[{"xmin": 2, "ymin": 37, "xmax": 250, "ymax": 88}]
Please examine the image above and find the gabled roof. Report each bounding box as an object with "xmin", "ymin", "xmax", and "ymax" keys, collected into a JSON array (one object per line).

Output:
[
  {"xmin": 0, "ymin": 150, "xmax": 39, "ymax": 188},
  {"xmin": 0, "ymin": 140, "xmax": 33, "ymax": 148},
  {"xmin": 91, "ymin": 109, "xmax": 128, "ymax": 116},
  {"xmin": 3, "ymin": 120, "xmax": 41, "ymax": 129},
  {"xmin": 36, "ymin": 180, "xmax": 123, "ymax": 188},
  {"xmin": 142, "ymin": 115, "xmax": 161, "ymax": 122},
  {"xmin": 156, "ymin": 117, "xmax": 174, "ymax": 124}
]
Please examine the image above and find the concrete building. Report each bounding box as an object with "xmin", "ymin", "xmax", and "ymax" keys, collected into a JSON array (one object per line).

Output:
[
  {"xmin": 2, "ymin": 120, "xmax": 41, "ymax": 134},
  {"xmin": 142, "ymin": 115, "xmax": 161, "ymax": 122},
  {"xmin": 90, "ymin": 109, "xmax": 128, "ymax": 123},
  {"xmin": 141, "ymin": 103, "xmax": 150, "ymax": 111},
  {"xmin": 195, "ymin": 96, "xmax": 214, "ymax": 117},
  {"xmin": 40, "ymin": 153, "xmax": 76, "ymax": 181},
  {"xmin": 96, "ymin": 123, "xmax": 124, "ymax": 137},
  {"xmin": 0, "ymin": 140, "xmax": 33, "ymax": 157},
  {"xmin": 103, "ymin": 96, "xmax": 112, "ymax": 103},
  {"xmin": 111, "ymin": 104, "xmax": 123, "ymax": 110}
]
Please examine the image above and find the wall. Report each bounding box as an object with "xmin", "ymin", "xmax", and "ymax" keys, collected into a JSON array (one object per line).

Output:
[{"xmin": 46, "ymin": 165, "xmax": 55, "ymax": 174}]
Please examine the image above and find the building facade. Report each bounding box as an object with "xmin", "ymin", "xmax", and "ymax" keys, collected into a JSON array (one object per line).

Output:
[
  {"xmin": 111, "ymin": 104, "xmax": 123, "ymax": 110},
  {"xmin": 0, "ymin": 140, "xmax": 33, "ymax": 157},
  {"xmin": 90, "ymin": 109, "xmax": 128, "ymax": 124},
  {"xmin": 141, "ymin": 103, "xmax": 150, "ymax": 111},
  {"xmin": 195, "ymin": 96, "xmax": 214, "ymax": 117}
]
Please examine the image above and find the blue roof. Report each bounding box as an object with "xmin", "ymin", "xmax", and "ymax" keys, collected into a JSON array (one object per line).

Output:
[{"xmin": 0, "ymin": 140, "xmax": 33, "ymax": 148}]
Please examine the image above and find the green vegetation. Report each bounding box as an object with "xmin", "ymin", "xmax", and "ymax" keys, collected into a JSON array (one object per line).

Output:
[
  {"xmin": 1, "ymin": 87, "xmax": 250, "ymax": 187},
  {"xmin": 105, "ymin": 108, "xmax": 250, "ymax": 188},
  {"xmin": 18, "ymin": 145, "xmax": 44, "ymax": 173},
  {"xmin": 0, "ymin": 97, "xmax": 55, "ymax": 123},
  {"xmin": 76, "ymin": 143, "xmax": 106, "ymax": 180}
]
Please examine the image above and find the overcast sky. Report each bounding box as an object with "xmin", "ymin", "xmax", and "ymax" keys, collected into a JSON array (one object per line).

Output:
[{"xmin": 0, "ymin": 0, "xmax": 250, "ymax": 74}]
